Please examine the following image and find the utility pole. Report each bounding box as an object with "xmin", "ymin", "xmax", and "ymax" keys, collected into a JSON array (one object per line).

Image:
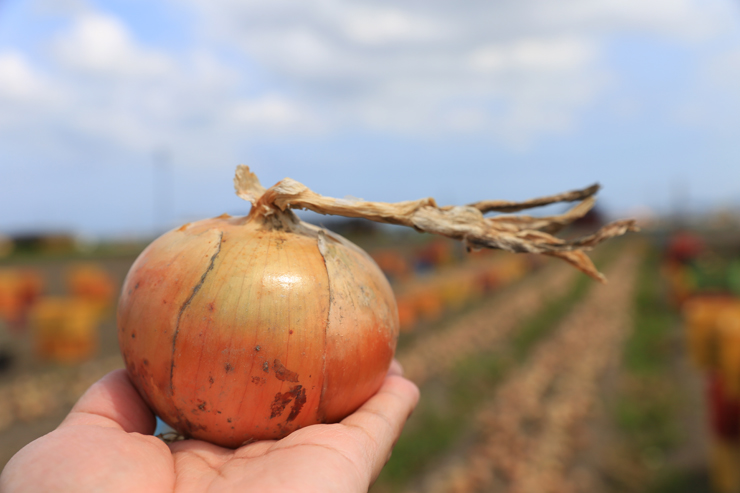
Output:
[{"xmin": 153, "ymin": 148, "xmax": 172, "ymax": 236}]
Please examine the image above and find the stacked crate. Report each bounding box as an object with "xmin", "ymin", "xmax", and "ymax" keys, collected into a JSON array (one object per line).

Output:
[
  {"xmin": 390, "ymin": 250, "xmax": 532, "ymax": 332},
  {"xmin": 685, "ymin": 297, "xmax": 740, "ymax": 493},
  {"xmin": 28, "ymin": 263, "xmax": 115, "ymax": 364},
  {"xmin": 0, "ymin": 269, "xmax": 44, "ymax": 331}
]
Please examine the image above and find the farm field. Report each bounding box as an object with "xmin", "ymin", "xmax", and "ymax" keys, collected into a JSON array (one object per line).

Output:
[{"xmin": 0, "ymin": 230, "xmax": 728, "ymax": 493}]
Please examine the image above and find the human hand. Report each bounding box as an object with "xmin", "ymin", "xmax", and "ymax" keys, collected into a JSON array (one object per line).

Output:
[{"xmin": 0, "ymin": 360, "xmax": 419, "ymax": 492}]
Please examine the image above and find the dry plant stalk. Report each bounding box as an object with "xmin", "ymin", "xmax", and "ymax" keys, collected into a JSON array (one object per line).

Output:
[{"xmin": 234, "ymin": 165, "xmax": 638, "ymax": 282}]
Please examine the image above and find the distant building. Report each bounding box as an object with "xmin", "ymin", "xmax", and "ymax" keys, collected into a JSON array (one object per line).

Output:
[
  {"xmin": 9, "ymin": 233, "xmax": 76, "ymax": 255},
  {"xmin": 0, "ymin": 235, "xmax": 12, "ymax": 258}
]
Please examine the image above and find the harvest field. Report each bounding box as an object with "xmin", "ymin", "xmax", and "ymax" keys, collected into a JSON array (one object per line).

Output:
[{"xmin": 0, "ymin": 228, "xmax": 728, "ymax": 492}]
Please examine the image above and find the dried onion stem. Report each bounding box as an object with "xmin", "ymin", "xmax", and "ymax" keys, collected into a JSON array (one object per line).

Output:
[{"xmin": 234, "ymin": 165, "xmax": 638, "ymax": 282}]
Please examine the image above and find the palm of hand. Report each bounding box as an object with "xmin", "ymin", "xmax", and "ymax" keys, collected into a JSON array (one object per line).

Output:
[{"xmin": 0, "ymin": 366, "xmax": 418, "ymax": 493}]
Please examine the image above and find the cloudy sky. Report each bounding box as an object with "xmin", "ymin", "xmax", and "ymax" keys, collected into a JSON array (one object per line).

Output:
[{"xmin": 1, "ymin": 0, "xmax": 740, "ymax": 238}]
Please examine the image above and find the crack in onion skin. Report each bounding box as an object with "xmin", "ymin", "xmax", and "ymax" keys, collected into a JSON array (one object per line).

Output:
[{"xmin": 117, "ymin": 214, "xmax": 398, "ymax": 447}]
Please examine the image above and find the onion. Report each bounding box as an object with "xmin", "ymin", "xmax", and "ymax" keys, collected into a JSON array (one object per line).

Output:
[{"xmin": 118, "ymin": 166, "xmax": 637, "ymax": 447}]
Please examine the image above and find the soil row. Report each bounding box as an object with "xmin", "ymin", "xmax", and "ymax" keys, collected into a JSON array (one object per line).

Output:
[
  {"xmin": 410, "ymin": 246, "xmax": 642, "ymax": 493},
  {"xmin": 397, "ymin": 261, "xmax": 580, "ymax": 386}
]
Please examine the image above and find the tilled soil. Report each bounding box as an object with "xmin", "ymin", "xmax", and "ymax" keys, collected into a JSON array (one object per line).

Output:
[
  {"xmin": 407, "ymin": 246, "xmax": 642, "ymax": 493},
  {"xmin": 398, "ymin": 262, "xmax": 580, "ymax": 387}
]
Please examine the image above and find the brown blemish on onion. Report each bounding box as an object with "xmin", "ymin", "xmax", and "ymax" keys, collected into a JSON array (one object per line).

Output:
[
  {"xmin": 270, "ymin": 385, "xmax": 303, "ymax": 419},
  {"xmin": 273, "ymin": 359, "xmax": 299, "ymax": 382},
  {"xmin": 287, "ymin": 387, "xmax": 307, "ymax": 422}
]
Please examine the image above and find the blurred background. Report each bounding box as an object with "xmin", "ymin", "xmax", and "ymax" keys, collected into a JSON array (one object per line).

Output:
[{"xmin": 2, "ymin": 0, "xmax": 740, "ymax": 491}]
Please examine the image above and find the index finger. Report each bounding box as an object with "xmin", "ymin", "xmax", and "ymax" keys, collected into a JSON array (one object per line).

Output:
[
  {"xmin": 60, "ymin": 369, "xmax": 156, "ymax": 435},
  {"xmin": 340, "ymin": 361, "xmax": 420, "ymax": 482}
]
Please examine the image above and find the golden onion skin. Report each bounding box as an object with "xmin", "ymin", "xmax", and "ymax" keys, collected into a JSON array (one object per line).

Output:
[{"xmin": 117, "ymin": 214, "xmax": 399, "ymax": 447}]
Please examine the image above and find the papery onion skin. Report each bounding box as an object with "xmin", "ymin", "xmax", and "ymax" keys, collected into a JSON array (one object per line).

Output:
[{"xmin": 117, "ymin": 213, "xmax": 399, "ymax": 447}]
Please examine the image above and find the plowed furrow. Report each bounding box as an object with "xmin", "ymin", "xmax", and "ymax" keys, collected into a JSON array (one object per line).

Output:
[
  {"xmin": 398, "ymin": 262, "xmax": 580, "ymax": 386},
  {"xmin": 411, "ymin": 246, "xmax": 641, "ymax": 493}
]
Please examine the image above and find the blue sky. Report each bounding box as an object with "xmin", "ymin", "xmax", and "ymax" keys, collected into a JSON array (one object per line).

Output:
[{"xmin": 1, "ymin": 0, "xmax": 740, "ymax": 238}]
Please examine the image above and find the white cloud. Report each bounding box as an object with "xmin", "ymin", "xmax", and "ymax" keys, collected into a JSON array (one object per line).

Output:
[
  {"xmin": 53, "ymin": 13, "xmax": 174, "ymax": 77},
  {"xmin": 0, "ymin": 51, "xmax": 63, "ymax": 129},
  {"xmin": 468, "ymin": 37, "xmax": 596, "ymax": 73},
  {"xmin": 2, "ymin": 0, "xmax": 737, "ymax": 171},
  {"xmin": 0, "ymin": 6, "xmax": 321, "ymax": 167},
  {"xmin": 341, "ymin": 7, "xmax": 445, "ymax": 46},
  {"xmin": 483, "ymin": 0, "xmax": 732, "ymax": 44},
  {"xmin": 230, "ymin": 94, "xmax": 319, "ymax": 130},
  {"xmin": 0, "ymin": 52, "xmax": 49, "ymax": 100},
  {"xmin": 182, "ymin": 0, "xmax": 731, "ymax": 142}
]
